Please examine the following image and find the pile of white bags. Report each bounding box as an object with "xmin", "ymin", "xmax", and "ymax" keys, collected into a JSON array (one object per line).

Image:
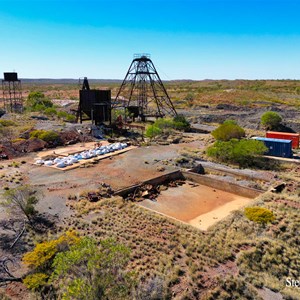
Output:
[{"xmin": 35, "ymin": 143, "xmax": 128, "ymax": 168}]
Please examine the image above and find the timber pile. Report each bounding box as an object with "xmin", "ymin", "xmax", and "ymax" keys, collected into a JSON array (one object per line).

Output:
[
  {"xmin": 87, "ymin": 182, "xmax": 114, "ymax": 202},
  {"xmin": 124, "ymin": 180, "xmax": 185, "ymax": 202}
]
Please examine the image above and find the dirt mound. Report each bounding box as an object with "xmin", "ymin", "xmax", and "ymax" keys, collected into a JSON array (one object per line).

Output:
[
  {"xmin": 59, "ymin": 129, "xmax": 83, "ymax": 145},
  {"xmin": 215, "ymin": 103, "xmax": 241, "ymax": 111},
  {"xmin": 12, "ymin": 138, "xmax": 46, "ymax": 153},
  {"xmin": 0, "ymin": 145, "xmax": 17, "ymax": 159},
  {"xmin": 2, "ymin": 128, "xmax": 94, "ymax": 159}
]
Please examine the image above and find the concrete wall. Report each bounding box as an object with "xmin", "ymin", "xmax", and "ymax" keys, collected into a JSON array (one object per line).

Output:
[
  {"xmin": 114, "ymin": 170, "xmax": 262, "ymax": 199},
  {"xmin": 182, "ymin": 171, "xmax": 262, "ymax": 198}
]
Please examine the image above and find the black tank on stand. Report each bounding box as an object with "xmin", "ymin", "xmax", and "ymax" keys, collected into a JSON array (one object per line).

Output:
[{"xmin": 2, "ymin": 72, "xmax": 23, "ymax": 113}]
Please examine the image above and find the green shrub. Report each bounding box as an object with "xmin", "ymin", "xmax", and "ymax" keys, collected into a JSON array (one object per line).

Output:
[
  {"xmin": 145, "ymin": 125, "xmax": 162, "ymax": 139},
  {"xmin": 244, "ymin": 207, "xmax": 275, "ymax": 224},
  {"xmin": 153, "ymin": 116, "xmax": 190, "ymax": 131},
  {"xmin": 223, "ymin": 119, "xmax": 237, "ymax": 125},
  {"xmin": 33, "ymin": 104, "xmax": 47, "ymax": 112},
  {"xmin": 29, "ymin": 130, "xmax": 43, "ymax": 139},
  {"xmin": 39, "ymin": 131, "xmax": 60, "ymax": 143},
  {"xmin": 50, "ymin": 237, "xmax": 132, "ymax": 300},
  {"xmin": 145, "ymin": 115, "xmax": 190, "ymax": 139},
  {"xmin": 153, "ymin": 118, "xmax": 174, "ymax": 133},
  {"xmin": 23, "ymin": 231, "xmax": 80, "ymax": 269},
  {"xmin": 44, "ymin": 107, "xmax": 57, "ymax": 116},
  {"xmin": 0, "ymin": 119, "xmax": 16, "ymax": 127},
  {"xmin": 111, "ymin": 108, "xmax": 132, "ymax": 122},
  {"xmin": 23, "ymin": 273, "xmax": 48, "ymax": 290},
  {"xmin": 57, "ymin": 111, "xmax": 68, "ymax": 119},
  {"xmin": 261, "ymin": 111, "xmax": 282, "ymax": 130},
  {"xmin": 2, "ymin": 185, "xmax": 39, "ymax": 222},
  {"xmin": 12, "ymin": 138, "xmax": 26, "ymax": 143},
  {"xmin": 26, "ymin": 91, "xmax": 53, "ymax": 111},
  {"xmin": 212, "ymin": 122, "xmax": 245, "ymax": 141},
  {"xmin": 65, "ymin": 114, "xmax": 76, "ymax": 123},
  {"xmin": 30, "ymin": 130, "xmax": 60, "ymax": 143},
  {"xmin": 154, "ymin": 118, "xmax": 173, "ymax": 128},
  {"xmin": 57, "ymin": 111, "xmax": 76, "ymax": 122},
  {"xmin": 28, "ymin": 91, "xmax": 45, "ymax": 102},
  {"xmin": 173, "ymin": 114, "xmax": 190, "ymax": 131},
  {"xmin": 206, "ymin": 139, "xmax": 267, "ymax": 167}
]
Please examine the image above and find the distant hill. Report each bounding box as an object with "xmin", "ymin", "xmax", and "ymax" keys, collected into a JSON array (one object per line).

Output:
[
  {"xmin": 19, "ymin": 78, "xmax": 190, "ymax": 84},
  {"xmin": 18, "ymin": 78, "xmax": 123, "ymax": 84},
  {"xmin": 18, "ymin": 78, "xmax": 202, "ymax": 85}
]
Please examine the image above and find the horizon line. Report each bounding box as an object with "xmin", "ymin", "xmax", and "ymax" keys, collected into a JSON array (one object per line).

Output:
[{"xmin": 6, "ymin": 78, "xmax": 300, "ymax": 81}]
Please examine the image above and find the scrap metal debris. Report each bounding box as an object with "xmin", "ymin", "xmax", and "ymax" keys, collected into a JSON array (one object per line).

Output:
[
  {"xmin": 124, "ymin": 180, "xmax": 185, "ymax": 202},
  {"xmin": 270, "ymin": 182, "xmax": 286, "ymax": 193},
  {"xmin": 87, "ymin": 182, "xmax": 114, "ymax": 202}
]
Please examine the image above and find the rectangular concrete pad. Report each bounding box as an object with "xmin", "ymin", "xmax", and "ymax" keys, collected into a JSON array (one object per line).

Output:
[{"xmin": 139, "ymin": 182, "xmax": 253, "ymax": 230}]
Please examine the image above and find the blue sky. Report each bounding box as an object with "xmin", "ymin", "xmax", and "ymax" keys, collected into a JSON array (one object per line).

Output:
[{"xmin": 0, "ymin": 0, "xmax": 300, "ymax": 79}]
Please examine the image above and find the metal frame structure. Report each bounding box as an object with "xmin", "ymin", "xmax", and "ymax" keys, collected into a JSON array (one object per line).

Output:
[
  {"xmin": 2, "ymin": 73, "xmax": 23, "ymax": 113},
  {"xmin": 114, "ymin": 54, "xmax": 177, "ymax": 119},
  {"xmin": 76, "ymin": 77, "xmax": 89, "ymax": 123}
]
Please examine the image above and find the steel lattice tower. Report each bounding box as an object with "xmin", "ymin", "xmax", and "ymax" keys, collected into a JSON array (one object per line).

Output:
[{"xmin": 114, "ymin": 54, "xmax": 177, "ymax": 119}]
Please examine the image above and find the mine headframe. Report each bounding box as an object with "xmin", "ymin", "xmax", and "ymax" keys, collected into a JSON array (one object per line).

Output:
[
  {"xmin": 80, "ymin": 77, "xmax": 90, "ymax": 90},
  {"xmin": 113, "ymin": 54, "xmax": 177, "ymax": 121},
  {"xmin": 2, "ymin": 72, "xmax": 23, "ymax": 113},
  {"xmin": 76, "ymin": 77, "xmax": 111, "ymax": 125}
]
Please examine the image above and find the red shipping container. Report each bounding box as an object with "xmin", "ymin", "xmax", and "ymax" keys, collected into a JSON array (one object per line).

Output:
[{"xmin": 266, "ymin": 131, "xmax": 299, "ymax": 149}]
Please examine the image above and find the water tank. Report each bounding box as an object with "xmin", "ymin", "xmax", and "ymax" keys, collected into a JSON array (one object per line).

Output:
[{"xmin": 3, "ymin": 72, "xmax": 18, "ymax": 81}]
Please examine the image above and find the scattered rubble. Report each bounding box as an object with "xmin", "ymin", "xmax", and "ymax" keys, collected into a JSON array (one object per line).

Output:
[
  {"xmin": 152, "ymin": 132, "xmax": 198, "ymax": 145},
  {"xmin": 86, "ymin": 183, "xmax": 114, "ymax": 202},
  {"xmin": 156, "ymin": 166, "xmax": 165, "ymax": 172},
  {"xmin": 124, "ymin": 180, "xmax": 185, "ymax": 202},
  {"xmin": 59, "ymin": 129, "xmax": 84, "ymax": 145}
]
